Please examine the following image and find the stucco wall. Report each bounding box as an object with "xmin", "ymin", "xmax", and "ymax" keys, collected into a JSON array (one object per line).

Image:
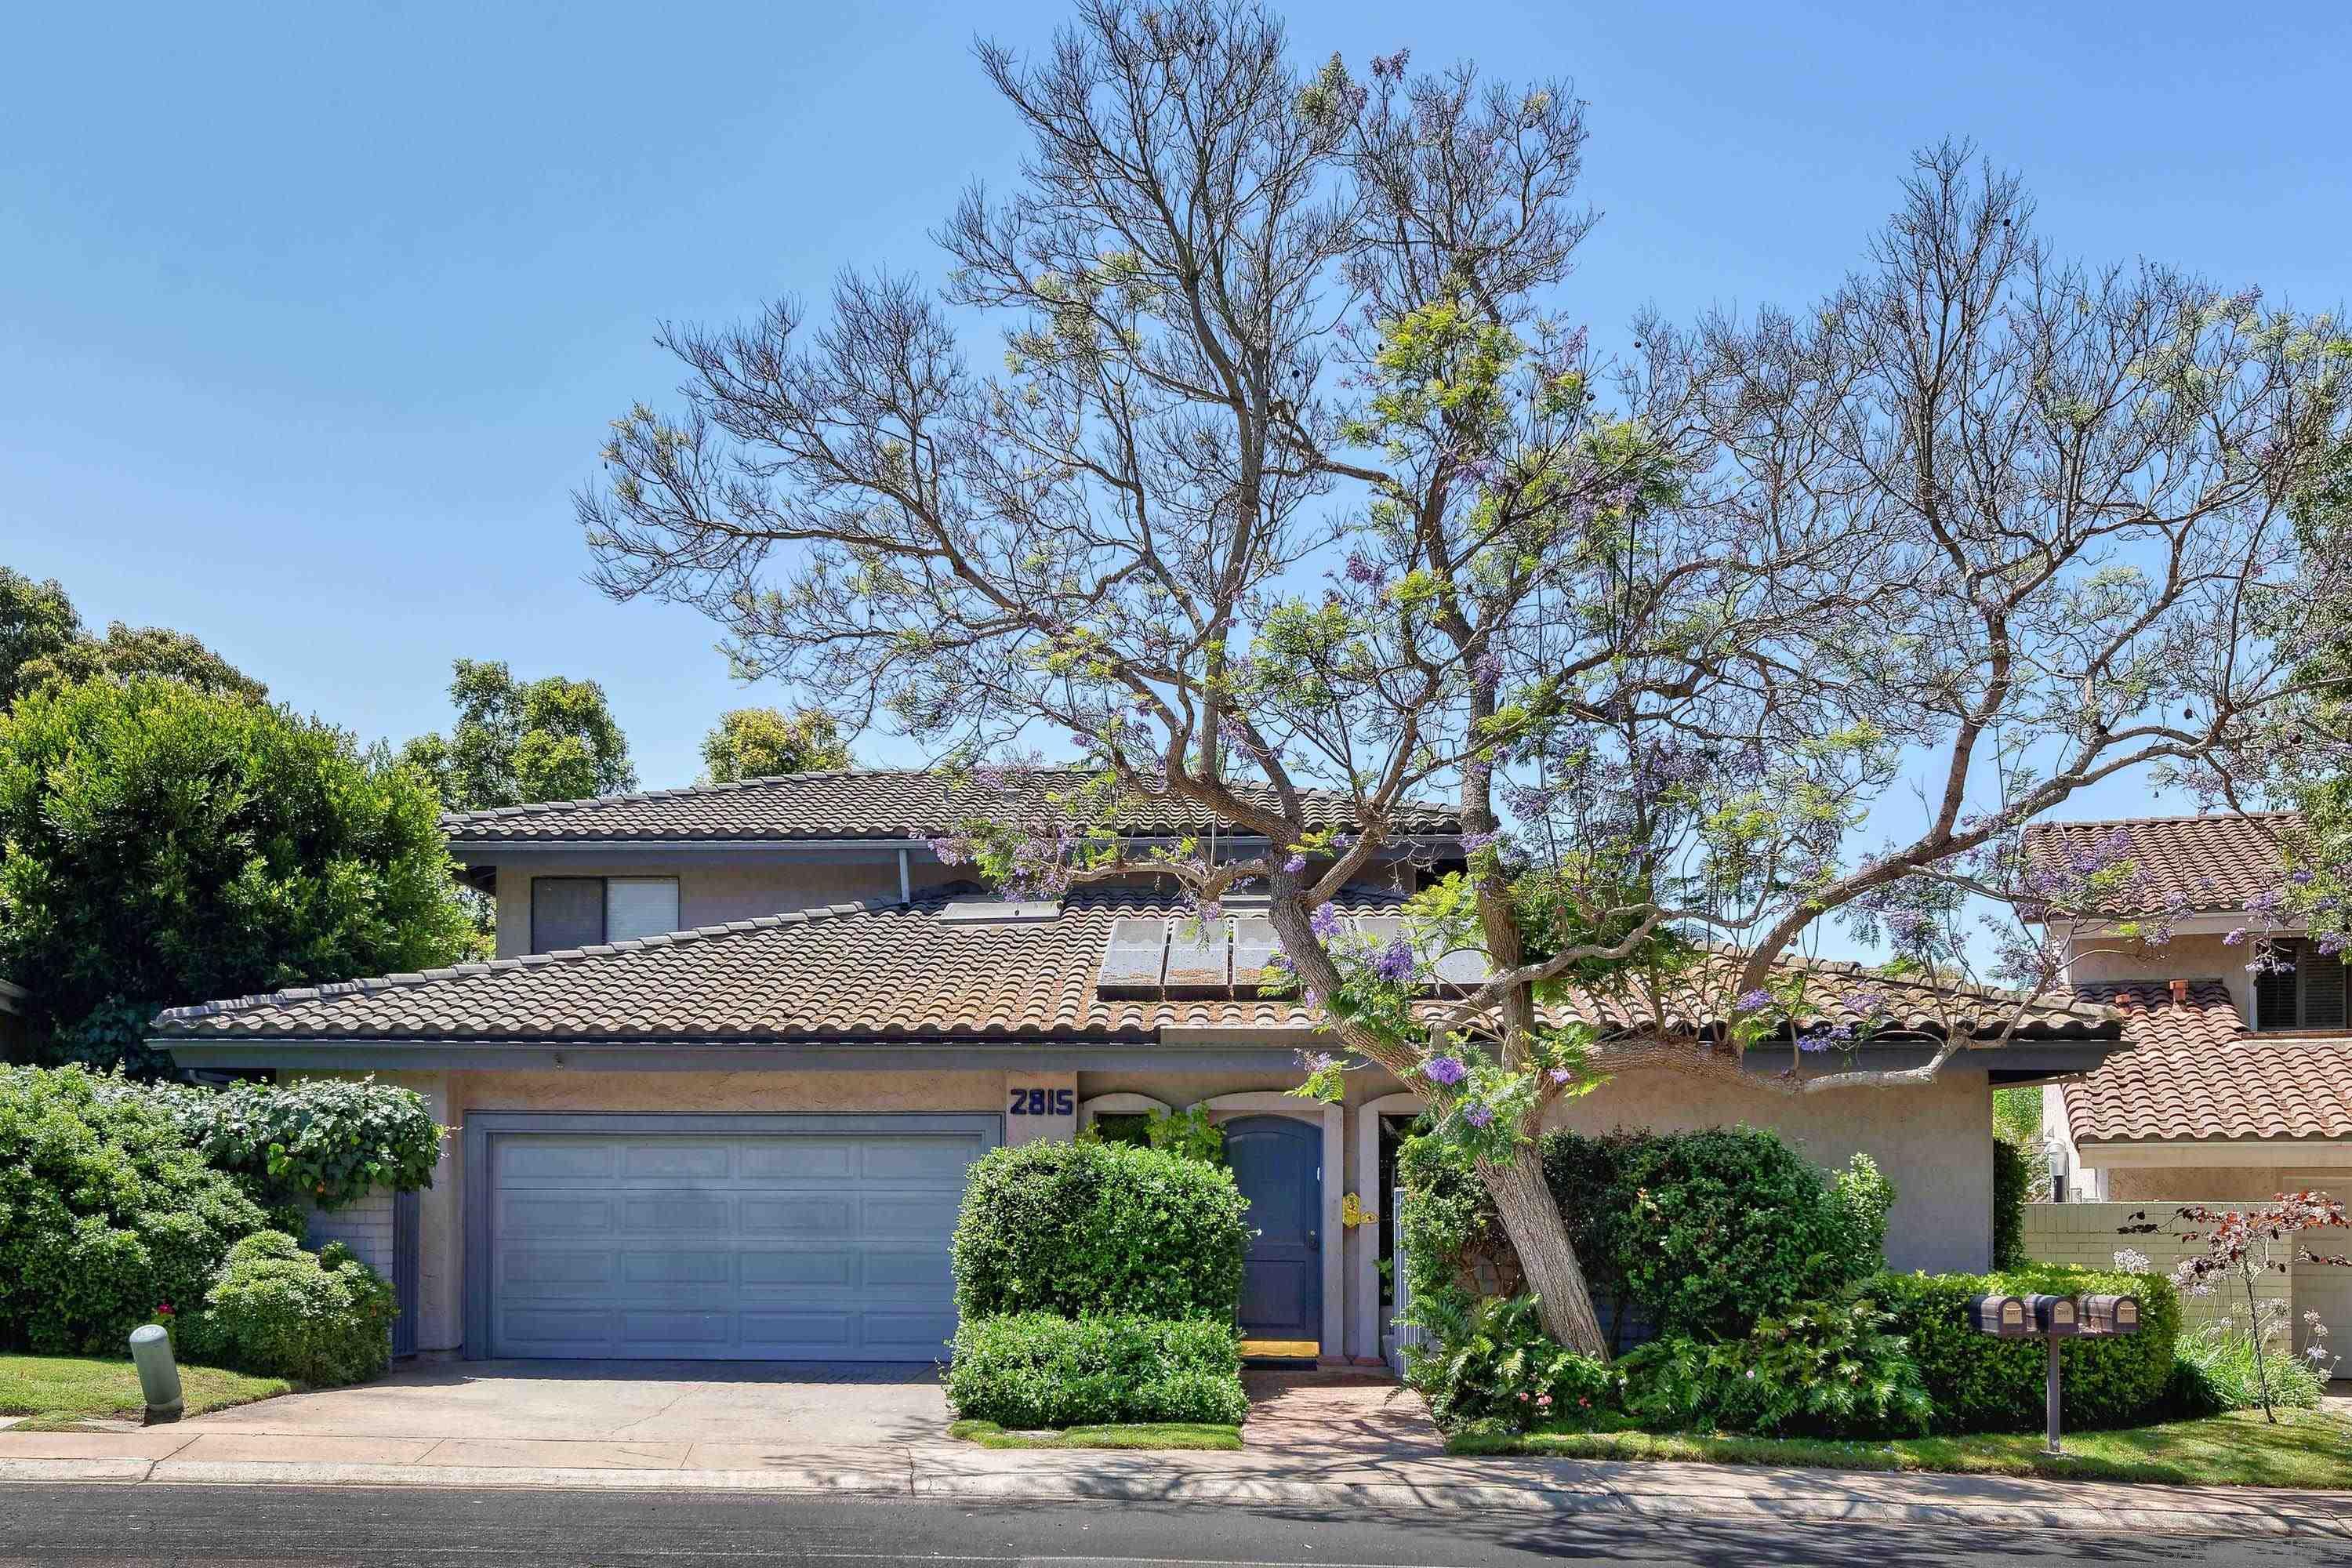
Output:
[
  {"xmin": 491, "ymin": 856, "xmax": 965, "ymax": 959},
  {"xmin": 2071, "ymin": 933, "xmax": 2246, "ymax": 1014},
  {"xmin": 2107, "ymin": 1165, "xmax": 2285, "ymax": 1202}
]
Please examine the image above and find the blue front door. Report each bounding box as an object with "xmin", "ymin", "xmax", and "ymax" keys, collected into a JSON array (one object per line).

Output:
[{"xmin": 1223, "ymin": 1116, "xmax": 1321, "ymax": 1343}]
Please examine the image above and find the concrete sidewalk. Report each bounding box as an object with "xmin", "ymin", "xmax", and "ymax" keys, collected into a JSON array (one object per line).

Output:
[{"xmin": 4, "ymin": 1421, "xmax": 2350, "ymax": 1540}]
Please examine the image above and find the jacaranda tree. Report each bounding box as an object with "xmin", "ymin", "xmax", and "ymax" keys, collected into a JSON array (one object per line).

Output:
[{"xmin": 579, "ymin": 1, "xmax": 2352, "ymax": 1352}]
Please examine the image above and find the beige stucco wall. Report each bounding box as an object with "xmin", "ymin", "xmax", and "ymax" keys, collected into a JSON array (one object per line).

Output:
[
  {"xmin": 2070, "ymin": 932, "xmax": 2247, "ymax": 1014},
  {"xmin": 2107, "ymin": 1165, "xmax": 2285, "ymax": 1202},
  {"xmin": 489, "ymin": 855, "xmax": 967, "ymax": 958},
  {"xmin": 386, "ymin": 1058, "xmax": 1997, "ymax": 1360}
]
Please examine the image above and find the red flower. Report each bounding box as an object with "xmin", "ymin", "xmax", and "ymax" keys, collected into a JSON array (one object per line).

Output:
[{"xmin": 154, "ymin": 1303, "xmax": 175, "ymax": 1316}]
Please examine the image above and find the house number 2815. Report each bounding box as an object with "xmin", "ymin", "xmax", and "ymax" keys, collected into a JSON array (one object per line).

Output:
[{"xmin": 1008, "ymin": 1087, "xmax": 1075, "ymax": 1116}]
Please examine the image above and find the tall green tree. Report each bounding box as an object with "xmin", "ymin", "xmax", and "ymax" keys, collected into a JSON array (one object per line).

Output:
[
  {"xmin": 0, "ymin": 567, "xmax": 263, "ymax": 707},
  {"xmin": 700, "ymin": 706, "xmax": 851, "ymax": 783},
  {"xmin": 0, "ymin": 678, "xmax": 474, "ymax": 1073},
  {"xmin": 399, "ymin": 658, "xmax": 636, "ymax": 811}
]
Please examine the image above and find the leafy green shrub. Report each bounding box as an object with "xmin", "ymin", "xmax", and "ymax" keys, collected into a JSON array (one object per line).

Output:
[
  {"xmin": 1870, "ymin": 1264, "xmax": 2179, "ymax": 1432},
  {"xmin": 952, "ymin": 1139, "xmax": 1248, "ymax": 1322},
  {"xmin": 0, "ymin": 1065, "xmax": 270, "ymax": 1353},
  {"xmin": 2168, "ymin": 1314, "xmax": 2326, "ymax": 1416},
  {"xmin": 1617, "ymin": 1297, "xmax": 1933, "ymax": 1439},
  {"xmin": 1405, "ymin": 1293, "xmax": 1613, "ymax": 1431},
  {"xmin": 1991, "ymin": 1137, "xmax": 2030, "ymax": 1269},
  {"xmin": 131, "ymin": 1076, "xmax": 443, "ymax": 1213},
  {"xmin": 186, "ymin": 1231, "xmax": 395, "ymax": 1388},
  {"xmin": 1399, "ymin": 1127, "xmax": 1895, "ymax": 1348},
  {"xmin": 945, "ymin": 1313, "xmax": 1248, "ymax": 1428}
]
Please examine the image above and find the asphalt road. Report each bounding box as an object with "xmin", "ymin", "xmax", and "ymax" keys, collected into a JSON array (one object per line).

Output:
[{"xmin": 0, "ymin": 1486, "xmax": 2336, "ymax": 1568}]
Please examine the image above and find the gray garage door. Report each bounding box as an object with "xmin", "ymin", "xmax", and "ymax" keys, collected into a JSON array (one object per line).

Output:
[{"xmin": 485, "ymin": 1120, "xmax": 991, "ymax": 1360}]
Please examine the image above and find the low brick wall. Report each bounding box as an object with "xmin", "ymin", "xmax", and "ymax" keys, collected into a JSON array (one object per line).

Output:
[
  {"xmin": 303, "ymin": 1187, "xmax": 395, "ymax": 1283},
  {"xmin": 2022, "ymin": 1202, "xmax": 2282, "ymax": 1331}
]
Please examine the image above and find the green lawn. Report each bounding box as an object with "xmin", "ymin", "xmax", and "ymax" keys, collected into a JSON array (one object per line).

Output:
[
  {"xmin": 0, "ymin": 1354, "xmax": 294, "ymax": 1430},
  {"xmin": 948, "ymin": 1418, "xmax": 1243, "ymax": 1451},
  {"xmin": 1450, "ymin": 1407, "xmax": 2352, "ymax": 1490}
]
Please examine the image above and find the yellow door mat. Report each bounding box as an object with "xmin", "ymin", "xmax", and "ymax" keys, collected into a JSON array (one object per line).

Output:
[{"xmin": 1239, "ymin": 1339, "xmax": 1319, "ymax": 1359}]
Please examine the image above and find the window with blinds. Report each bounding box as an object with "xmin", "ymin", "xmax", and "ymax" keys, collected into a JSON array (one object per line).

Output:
[
  {"xmin": 2255, "ymin": 939, "xmax": 2350, "ymax": 1030},
  {"xmin": 528, "ymin": 877, "xmax": 681, "ymax": 953}
]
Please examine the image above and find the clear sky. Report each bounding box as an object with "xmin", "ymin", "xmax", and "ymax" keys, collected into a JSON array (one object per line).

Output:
[{"xmin": 5, "ymin": 0, "xmax": 2345, "ymax": 808}]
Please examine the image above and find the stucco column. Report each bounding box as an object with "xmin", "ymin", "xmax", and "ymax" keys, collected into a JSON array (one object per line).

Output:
[
  {"xmin": 394, "ymin": 1071, "xmax": 461, "ymax": 1356},
  {"xmin": 1003, "ymin": 1070, "xmax": 1077, "ymax": 1145}
]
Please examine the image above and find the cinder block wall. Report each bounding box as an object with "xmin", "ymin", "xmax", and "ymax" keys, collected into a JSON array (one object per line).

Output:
[
  {"xmin": 2022, "ymin": 1202, "xmax": 2281, "ymax": 1330},
  {"xmin": 303, "ymin": 1188, "xmax": 395, "ymax": 1282}
]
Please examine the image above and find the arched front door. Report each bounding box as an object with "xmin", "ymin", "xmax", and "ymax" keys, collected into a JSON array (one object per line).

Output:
[{"xmin": 1222, "ymin": 1115, "xmax": 1322, "ymax": 1345}]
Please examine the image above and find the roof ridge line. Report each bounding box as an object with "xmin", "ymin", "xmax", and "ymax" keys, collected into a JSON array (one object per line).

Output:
[
  {"xmin": 2025, "ymin": 809, "xmax": 2302, "ymax": 832},
  {"xmin": 151, "ymin": 893, "xmax": 923, "ymax": 1022}
]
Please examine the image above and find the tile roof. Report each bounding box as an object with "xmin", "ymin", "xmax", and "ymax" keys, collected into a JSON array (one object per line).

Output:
[
  {"xmin": 440, "ymin": 768, "xmax": 1461, "ymax": 847},
  {"xmin": 151, "ymin": 891, "xmax": 2113, "ymax": 1047},
  {"xmin": 2023, "ymin": 811, "xmax": 2299, "ymax": 914},
  {"xmin": 2064, "ymin": 978, "xmax": 2352, "ymax": 1144}
]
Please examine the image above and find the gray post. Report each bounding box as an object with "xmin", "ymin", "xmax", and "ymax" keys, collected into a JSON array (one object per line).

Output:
[
  {"xmin": 128, "ymin": 1324, "xmax": 183, "ymax": 1425},
  {"xmin": 2044, "ymin": 1336, "xmax": 2061, "ymax": 1455}
]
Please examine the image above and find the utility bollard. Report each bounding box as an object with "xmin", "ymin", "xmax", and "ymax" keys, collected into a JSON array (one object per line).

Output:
[{"xmin": 128, "ymin": 1324, "xmax": 183, "ymax": 1425}]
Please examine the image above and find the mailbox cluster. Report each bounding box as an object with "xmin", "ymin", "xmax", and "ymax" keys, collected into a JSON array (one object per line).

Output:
[
  {"xmin": 1965, "ymin": 1291, "xmax": 2140, "ymax": 1338},
  {"xmin": 1964, "ymin": 1291, "xmax": 2141, "ymax": 1454}
]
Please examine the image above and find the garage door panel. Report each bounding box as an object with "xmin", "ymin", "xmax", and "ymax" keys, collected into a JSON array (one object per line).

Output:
[
  {"xmin": 739, "ymin": 1250, "xmax": 856, "ymax": 1287},
  {"xmin": 502, "ymin": 1142, "xmax": 615, "ymax": 1180},
  {"xmin": 739, "ymin": 1196, "xmax": 855, "ymax": 1236},
  {"xmin": 623, "ymin": 1142, "xmax": 733, "ymax": 1180},
  {"xmin": 486, "ymin": 1124, "xmax": 988, "ymax": 1360},
  {"xmin": 741, "ymin": 1141, "xmax": 859, "ymax": 1181},
  {"xmin": 621, "ymin": 1195, "xmax": 731, "ymax": 1232}
]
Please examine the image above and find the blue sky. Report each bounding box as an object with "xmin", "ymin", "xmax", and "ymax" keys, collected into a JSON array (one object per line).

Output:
[{"xmin": 5, "ymin": 0, "xmax": 2345, "ymax": 813}]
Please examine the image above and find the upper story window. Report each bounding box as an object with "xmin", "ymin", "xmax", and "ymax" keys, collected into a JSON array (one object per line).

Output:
[
  {"xmin": 530, "ymin": 877, "xmax": 681, "ymax": 952},
  {"xmin": 2254, "ymin": 938, "xmax": 2349, "ymax": 1031}
]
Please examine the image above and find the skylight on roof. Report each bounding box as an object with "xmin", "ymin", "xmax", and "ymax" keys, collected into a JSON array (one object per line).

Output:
[{"xmin": 938, "ymin": 898, "xmax": 1062, "ymax": 924}]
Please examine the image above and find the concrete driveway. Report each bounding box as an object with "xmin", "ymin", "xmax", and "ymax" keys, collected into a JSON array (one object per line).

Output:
[{"xmin": 180, "ymin": 1359, "xmax": 950, "ymax": 1470}]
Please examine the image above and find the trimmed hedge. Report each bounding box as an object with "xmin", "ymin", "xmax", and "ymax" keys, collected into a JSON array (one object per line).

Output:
[
  {"xmin": 1871, "ymin": 1264, "xmax": 2180, "ymax": 1432},
  {"xmin": 952, "ymin": 1139, "xmax": 1249, "ymax": 1322},
  {"xmin": 1401, "ymin": 1127, "xmax": 1895, "ymax": 1346},
  {"xmin": 133, "ymin": 1075, "xmax": 444, "ymax": 1214},
  {"xmin": 186, "ymin": 1231, "xmax": 397, "ymax": 1388},
  {"xmin": 1991, "ymin": 1137, "xmax": 2030, "ymax": 1269},
  {"xmin": 946, "ymin": 1312, "xmax": 1248, "ymax": 1428},
  {"xmin": 0, "ymin": 1065, "xmax": 270, "ymax": 1353}
]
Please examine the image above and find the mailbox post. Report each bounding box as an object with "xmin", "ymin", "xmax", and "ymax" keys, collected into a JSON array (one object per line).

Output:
[{"xmin": 1967, "ymin": 1293, "xmax": 2136, "ymax": 1455}]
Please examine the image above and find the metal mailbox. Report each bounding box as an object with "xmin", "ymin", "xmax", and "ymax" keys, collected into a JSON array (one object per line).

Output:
[
  {"xmin": 2025, "ymin": 1294, "xmax": 2081, "ymax": 1338},
  {"xmin": 2078, "ymin": 1293, "xmax": 2141, "ymax": 1336},
  {"xmin": 1967, "ymin": 1294, "xmax": 2032, "ymax": 1337}
]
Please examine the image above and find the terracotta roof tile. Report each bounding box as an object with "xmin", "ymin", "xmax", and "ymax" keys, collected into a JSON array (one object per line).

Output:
[
  {"xmin": 2024, "ymin": 812, "xmax": 2298, "ymax": 914},
  {"xmin": 441, "ymin": 768, "xmax": 1461, "ymax": 846},
  {"xmin": 151, "ymin": 891, "xmax": 2113, "ymax": 1048},
  {"xmin": 2065, "ymin": 978, "xmax": 2352, "ymax": 1143}
]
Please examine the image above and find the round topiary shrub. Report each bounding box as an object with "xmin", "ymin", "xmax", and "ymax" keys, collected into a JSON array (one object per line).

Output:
[
  {"xmin": 187, "ymin": 1231, "xmax": 397, "ymax": 1388},
  {"xmin": 0, "ymin": 1065, "xmax": 271, "ymax": 1354},
  {"xmin": 952, "ymin": 1138, "xmax": 1250, "ymax": 1322}
]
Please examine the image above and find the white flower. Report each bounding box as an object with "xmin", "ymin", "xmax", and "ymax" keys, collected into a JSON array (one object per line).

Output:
[{"xmin": 2114, "ymin": 1248, "xmax": 2152, "ymax": 1272}]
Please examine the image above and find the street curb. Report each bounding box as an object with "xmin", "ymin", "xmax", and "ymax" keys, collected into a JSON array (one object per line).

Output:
[{"xmin": 2, "ymin": 1455, "xmax": 2349, "ymax": 1538}]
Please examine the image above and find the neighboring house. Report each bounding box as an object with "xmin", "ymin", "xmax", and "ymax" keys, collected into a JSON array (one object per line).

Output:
[
  {"xmin": 0, "ymin": 978, "xmax": 24, "ymax": 1061},
  {"xmin": 2027, "ymin": 811, "xmax": 2352, "ymax": 1359},
  {"xmin": 151, "ymin": 769, "xmax": 2127, "ymax": 1367}
]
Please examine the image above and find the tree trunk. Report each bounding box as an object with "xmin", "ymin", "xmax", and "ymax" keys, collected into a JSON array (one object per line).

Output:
[{"xmin": 1477, "ymin": 1142, "xmax": 1609, "ymax": 1359}]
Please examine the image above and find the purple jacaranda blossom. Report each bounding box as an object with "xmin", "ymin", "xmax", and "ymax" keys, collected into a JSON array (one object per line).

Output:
[
  {"xmin": 1734, "ymin": 989, "xmax": 1773, "ymax": 1013},
  {"xmin": 2318, "ymin": 932, "xmax": 2347, "ymax": 957},
  {"xmin": 1547, "ymin": 1067, "xmax": 1575, "ymax": 1085},
  {"xmin": 1795, "ymin": 1033, "xmax": 1835, "ymax": 1054},
  {"xmin": 1374, "ymin": 938, "xmax": 1416, "ymax": 983},
  {"xmin": 1423, "ymin": 1056, "xmax": 1468, "ymax": 1086},
  {"xmin": 1465, "ymin": 1104, "xmax": 1494, "ymax": 1129},
  {"xmin": 1283, "ymin": 852, "xmax": 1308, "ymax": 875},
  {"xmin": 1344, "ymin": 553, "xmax": 1384, "ymax": 586},
  {"xmin": 2225, "ymin": 927, "xmax": 2247, "ymax": 946},
  {"xmin": 1461, "ymin": 829, "xmax": 1501, "ymax": 854},
  {"xmin": 1299, "ymin": 1051, "xmax": 1338, "ymax": 1076},
  {"xmin": 1302, "ymin": 989, "xmax": 1322, "ymax": 1007},
  {"xmin": 1310, "ymin": 902, "xmax": 1343, "ymax": 940}
]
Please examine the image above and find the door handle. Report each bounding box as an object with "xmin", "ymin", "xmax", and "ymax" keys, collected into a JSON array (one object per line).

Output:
[{"xmin": 1308, "ymin": 1229, "xmax": 1319, "ymax": 1250}]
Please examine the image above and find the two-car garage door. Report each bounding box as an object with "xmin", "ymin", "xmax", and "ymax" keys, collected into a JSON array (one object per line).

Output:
[{"xmin": 481, "ymin": 1116, "xmax": 995, "ymax": 1361}]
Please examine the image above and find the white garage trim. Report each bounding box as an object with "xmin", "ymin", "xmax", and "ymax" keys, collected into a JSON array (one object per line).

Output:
[
  {"xmin": 1194, "ymin": 1094, "xmax": 1345, "ymax": 1359},
  {"xmin": 1078, "ymin": 1092, "xmax": 1171, "ymax": 1130},
  {"xmin": 1353, "ymin": 1093, "xmax": 1425, "ymax": 1361},
  {"xmin": 459, "ymin": 1112, "xmax": 1001, "ymax": 1361}
]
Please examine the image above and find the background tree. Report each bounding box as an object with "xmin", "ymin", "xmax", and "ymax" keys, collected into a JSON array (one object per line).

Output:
[
  {"xmin": 0, "ymin": 677, "xmax": 474, "ymax": 1074},
  {"xmin": 399, "ymin": 657, "xmax": 636, "ymax": 811},
  {"xmin": 580, "ymin": 2, "xmax": 2350, "ymax": 1352},
  {"xmin": 700, "ymin": 706, "xmax": 853, "ymax": 783},
  {"xmin": 1, "ymin": 567, "xmax": 264, "ymax": 707}
]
